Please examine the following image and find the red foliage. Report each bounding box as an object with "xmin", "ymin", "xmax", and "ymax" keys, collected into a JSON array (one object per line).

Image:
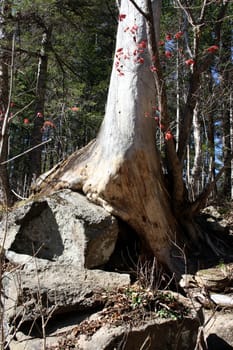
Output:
[
  {"xmin": 165, "ymin": 51, "xmax": 172, "ymax": 58},
  {"xmin": 158, "ymin": 41, "xmax": 165, "ymax": 46},
  {"xmin": 117, "ymin": 48, "xmax": 123, "ymax": 53},
  {"xmin": 207, "ymin": 45, "xmax": 219, "ymax": 53},
  {"xmin": 130, "ymin": 24, "xmax": 138, "ymax": 33},
  {"xmin": 70, "ymin": 107, "xmax": 79, "ymax": 112},
  {"xmin": 118, "ymin": 14, "xmax": 126, "ymax": 21},
  {"xmin": 37, "ymin": 112, "xmax": 43, "ymax": 117},
  {"xmin": 174, "ymin": 31, "xmax": 183, "ymax": 39},
  {"xmin": 150, "ymin": 65, "xmax": 157, "ymax": 72},
  {"xmin": 137, "ymin": 40, "xmax": 147, "ymax": 49},
  {"xmin": 43, "ymin": 120, "xmax": 55, "ymax": 129},
  {"xmin": 165, "ymin": 131, "xmax": 173, "ymax": 141},
  {"xmin": 165, "ymin": 34, "xmax": 172, "ymax": 41},
  {"xmin": 185, "ymin": 59, "xmax": 195, "ymax": 66},
  {"xmin": 117, "ymin": 68, "xmax": 124, "ymax": 76},
  {"xmin": 23, "ymin": 118, "xmax": 30, "ymax": 124},
  {"xmin": 136, "ymin": 57, "xmax": 144, "ymax": 64}
]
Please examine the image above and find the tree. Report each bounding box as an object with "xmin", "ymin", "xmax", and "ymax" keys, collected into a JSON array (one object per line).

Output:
[
  {"xmin": 0, "ymin": 0, "xmax": 13, "ymax": 206},
  {"xmin": 33, "ymin": 0, "xmax": 232, "ymax": 272},
  {"xmin": 35, "ymin": 0, "xmax": 179, "ymax": 270}
]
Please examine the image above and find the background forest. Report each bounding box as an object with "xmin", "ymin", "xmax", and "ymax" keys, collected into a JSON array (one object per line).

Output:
[{"xmin": 0, "ymin": 0, "xmax": 232, "ymax": 206}]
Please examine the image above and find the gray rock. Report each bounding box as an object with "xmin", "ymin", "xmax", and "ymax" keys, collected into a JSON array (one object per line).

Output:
[
  {"xmin": 205, "ymin": 310, "xmax": 233, "ymax": 348},
  {"xmin": 195, "ymin": 264, "xmax": 233, "ymax": 292},
  {"xmin": 0, "ymin": 190, "xmax": 205, "ymax": 350},
  {"xmin": 3, "ymin": 262, "xmax": 130, "ymax": 325},
  {"xmin": 5, "ymin": 288, "xmax": 203, "ymax": 350},
  {"xmin": 75, "ymin": 302, "xmax": 203, "ymax": 350},
  {"xmin": 210, "ymin": 293, "xmax": 233, "ymax": 307},
  {"xmin": 1, "ymin": 190, "xmax": 119, "ymax": 268}
]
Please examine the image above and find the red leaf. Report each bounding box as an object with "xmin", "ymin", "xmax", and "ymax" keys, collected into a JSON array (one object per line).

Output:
[
  {"xmin": 185, "ymin": 58, "xmax": 195, "ymax": 66},
  {"xmin": 136, "ymin": 57, "xmax": 144, "ymax": 64},
  {"xmin": 70, "ymin": 107, "xmax": 79, "ymax": 112},
  {"xmin": 158, "ymin": 40, "xmax": 165, "ymax": 46},
  {"xmin": 43, "ymin": 120, "xmax": 55, "ymax": 128},
  {"xmin": 174, "ymin": 31, "xmax": 183, "ymax": 39},
  {"xmin": 117, "ymin": 48, "xmax": 123, "ymax": 53},
  {"xmin": 150, "ymin": 65, "xmax": 157, "ymax": 72},
  {"xmin": 165, "ymin": 131, "xmax": 173, "ymax": 141},
  {"xmin": 24, "ymin": 118, "xmax": 30, "ymax": 124},
  {"xmin": 37, "ymin": 112, "xmax": 43, "ymax": 118},
  {"xmin": 118, "ymin": 14, "xmax": 126, "ymax": 21},
  {"xmin": 137, "ymin": 40, "xmax": 147, "ymax": 49},
  {"xmin": 130, "ymin": 24, "xmax": 138, "ymax": 33},
  {"xmin": 165, "ymin": 34, "xmax": 172, "ymax": 41},
  {"xmin": 207, "ymin": 45, "xmax": 219, "ymax": 53},
  {"xmin": 165, "ymin": 51, "xmax": 172, "ymax": 58}
]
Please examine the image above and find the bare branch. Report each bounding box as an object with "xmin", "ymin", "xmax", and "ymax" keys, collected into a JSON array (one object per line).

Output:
[
  {"xmin": 129, "ymin": 0, "xmax": 149, "ymax": 19},
  {"xmin": 0, "ymin": 33, "xmax": 15, "ymax": 157},
  {"xmin": 175, "ymin": 0, "xmax": 196, "ymax": 26},
  {"xmin": 199, "ymin": 0, "xmax": 208, "ymax": 23},
  {"xmin": 0, "ymin": 138, "xmax": 52, "ymax": 165},
  {"xmin": 8, "ymin": 100, "xmax": 34, "ymax": 122}
]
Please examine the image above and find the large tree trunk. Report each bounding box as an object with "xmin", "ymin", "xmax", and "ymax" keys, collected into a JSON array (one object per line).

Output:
[{"xmin": 35, "ymin": 0, "xmax": 180, "ymax": 270}]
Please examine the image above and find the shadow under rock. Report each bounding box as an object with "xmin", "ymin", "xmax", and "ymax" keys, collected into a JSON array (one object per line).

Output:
[
  {"xmin": 207, "ymin": 334, "xmax": 233, "ymax": 350},
  {"xmin": 10, "ymin": 201, "xmax": 64, "ymax": 260}
]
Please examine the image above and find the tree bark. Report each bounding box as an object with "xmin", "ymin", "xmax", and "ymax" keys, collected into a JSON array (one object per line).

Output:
[{"xmin": 190, "ymin": 102, "xmax": 202, "ymax": 199}]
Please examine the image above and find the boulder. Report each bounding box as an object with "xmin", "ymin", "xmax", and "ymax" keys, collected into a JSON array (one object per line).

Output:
[
  {"xmin": 4, "ymin": 276, "xmax": 203, "ymax": 350},
  {"xmin": 76, "ymin": 317, "xmax": 201, "ymax": 350},
  {"xmin": 1, "ymin": 190, "xmax": 119, "ymax": 268},
  {"xmin": 3, "ymin": 259, "xmax": 130, "ymax": 323},
  {"xmin": 205, "ymin": 310, "xmax": 233, "ymax": 349},
  {"xmin": 195, "ymin": 264, "xmax": 233, "ymax": 292}
]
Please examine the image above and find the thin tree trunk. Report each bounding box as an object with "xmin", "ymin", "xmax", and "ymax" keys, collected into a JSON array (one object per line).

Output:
[
  {"xmin": 190, "ymin": 102, "xmax": 202, "ymax": 199},
  {"xmin": 0, "ymin": 0, "xmax": 12, "ymax": 206},
  {"xmin": 29, "ymin": 27, "xmax": 52, "ymax": 181},
  {"xmin": 222, "ymin": 108, "xmax": 231, "ymax": 198},
  {"xmin": 207, "ymin": 111, "xmax": 216, "ymax": 199}
]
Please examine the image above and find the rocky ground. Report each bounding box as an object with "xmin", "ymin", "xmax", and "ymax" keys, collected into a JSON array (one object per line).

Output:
[{"xmin": 1, "ymin": 192, "xmax": 233, "ymax": 349}]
